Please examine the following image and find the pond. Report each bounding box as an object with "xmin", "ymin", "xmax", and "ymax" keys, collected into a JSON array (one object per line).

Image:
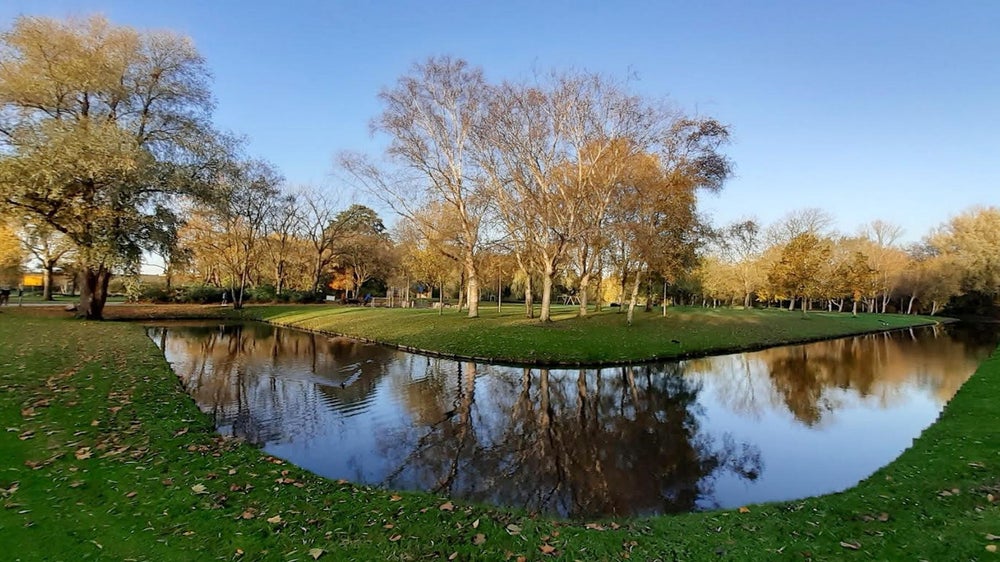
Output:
[{"xmin": 147, "ymin": 321, "xmax": 998, "ymax": 518}]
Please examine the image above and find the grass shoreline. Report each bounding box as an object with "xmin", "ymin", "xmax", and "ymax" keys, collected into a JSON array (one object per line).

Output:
[
  {"xmin": 246, "ymin": 304, "xmax": 943, "ymax": 366},
  {"xmin": 1, "ymin": 307, "xmax": 998, "ymax": 560}
]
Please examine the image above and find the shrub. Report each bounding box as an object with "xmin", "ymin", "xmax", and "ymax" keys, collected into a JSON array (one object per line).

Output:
[
  {"xmin": 180, "ymin": 284, "xmax": 225, "ymax": 304},
  {"xmin": 139, "ymin": 285, "xmax": 173, "ymax": 303}
]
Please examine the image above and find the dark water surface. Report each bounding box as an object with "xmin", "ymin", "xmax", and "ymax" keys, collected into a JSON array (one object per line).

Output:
[{"xmin": 147, "ymin": 321, "xmax": 998, "ymax": 517}]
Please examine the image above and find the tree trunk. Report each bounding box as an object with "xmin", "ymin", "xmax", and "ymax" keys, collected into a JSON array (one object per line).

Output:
[
  {"xmin": 457, "ymin": 270, "xmax": 466, "ymax": 312},
  {"xmin": 906, "ymin": 295, "xmax": 916, "ymax": 315},
  {"xmin": 539, "ymin": 260, "xmax": 555, "ymax": 322},
  {"xmin": 464, "ymin": 254, "xmax": 479, "ymax": 318},
  {"xmin": 852, "ymin": 299, "xmax": 858, "ymax": 317},
  {"xmin": 626, "ymin": 269, "xmax": 642, "ymax": 326},
  {"xmin": 618, "ymin": 271, "xmax": 628, "ymax": 313},
  {"xmin": 662, "ymin": 282, "xmax": 668, "ymax": 317},
  {"xmin": 77, "ymin": 265, "xmax": 111, "ymax": 320},
  {"xmin": 578, "ymin": 272, "xmax": 590, "ymax": 317},
  {"xmin": 524, "ymin": 274, "xmax": 533, "ymax": 319},
  {"xmin": 743, "ymin": 291, "xmax": 751, "ymax": 308},
  {"xmin": 594, "ymin": 256, "xmax": 604, "ymax": 312},
  {"xmin": 516, "ymin": 254, "xmax": 533, "ymax": 319},
  {"xmin": 931, "ymin": 301, "xmax": 939, "ymax": 316},
  {"xmin": 644, "ymin": 280, "xmax": 652, "ymax": 312},
  {"xmin": 800, "ymin": 295, "xmax": 807, "ymax": 316},
  {"xmin": 788, "ymin": 297, "xmax": 795, "ymax": 311},
  {"xmin": 42, "ymin": 261, "xmax": 55, "ymax": 301}
]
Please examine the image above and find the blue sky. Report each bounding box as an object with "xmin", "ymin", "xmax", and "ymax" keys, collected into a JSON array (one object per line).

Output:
[{"xmin": 3, "ymin": 1, "xmax": 998, "ymax": 242}]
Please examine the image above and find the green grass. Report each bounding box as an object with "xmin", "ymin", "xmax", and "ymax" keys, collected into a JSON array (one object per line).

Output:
[
  {"xmin": 249, "ymin": 304, "xmax": 940, "ymax": 365},
  {"xmin": 9, "ymin": 293, "xmax": 126, "ymax": 304},
  {"xmin": 1, "ymin": 308, "xmax": 998, "ymax": 560}
]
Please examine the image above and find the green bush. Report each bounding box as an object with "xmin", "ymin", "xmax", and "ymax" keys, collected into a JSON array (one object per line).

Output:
[
  {"xmin": 139, "ymin": 285, "xmax": 173, "ymax": 303},
  {"xmin": 179, "ymin": 284, "xmax": 225, "ymax": 304},
  {"xmin": 250, "ymin": 284, "xmax": 278, "ymax": 303}
]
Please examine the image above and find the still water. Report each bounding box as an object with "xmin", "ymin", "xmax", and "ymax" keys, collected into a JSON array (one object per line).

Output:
[{"xmin": 148, "ymin": 321, "xmax": 997, "ymax": 517}]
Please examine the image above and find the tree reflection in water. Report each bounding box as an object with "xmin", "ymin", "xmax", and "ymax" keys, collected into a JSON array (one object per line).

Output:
[
  {"xmin": 148, "ymin": 321, "xmax": 998, "ymax": 518},
  {"xmin": 377, "ymin": 363, "xmax": 761, "ymax": 516}
]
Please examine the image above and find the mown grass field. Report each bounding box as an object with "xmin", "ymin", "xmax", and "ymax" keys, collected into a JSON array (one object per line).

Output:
[
  {"xmin": 1, "ymin": 307, "xmax": 998, "ymax": 560},
  {"xmin": 250, "ymin": 304, "xmax": 940, "ymax": 365}
]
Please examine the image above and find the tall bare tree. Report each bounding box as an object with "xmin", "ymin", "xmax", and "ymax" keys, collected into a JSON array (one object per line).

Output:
[{"xmin": 342, "ymin": 56, "xmax": 490, "ymax": 317}]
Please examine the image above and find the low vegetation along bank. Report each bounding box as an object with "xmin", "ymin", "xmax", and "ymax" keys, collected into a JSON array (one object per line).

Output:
[
  {"xmin": 2, "ymin": 308, "xmax": 998, "ymax": 560},
  {"xmin": 251, "ymin": 304, "xmax": 940, "ymax": 365}
]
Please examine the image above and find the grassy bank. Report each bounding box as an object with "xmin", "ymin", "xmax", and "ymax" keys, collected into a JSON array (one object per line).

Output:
[
  {"xmin": 1, "ymin": 308, "xmax": 998, "ymax": 560},
  {"xmin": 250, "ymin": 304, "xmax": 940, "ymax": 365}
]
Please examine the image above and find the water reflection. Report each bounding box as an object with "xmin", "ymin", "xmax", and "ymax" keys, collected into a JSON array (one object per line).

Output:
[{"xmin": 149, "ymin": 321, "xmax": 998, "ymax": 517}]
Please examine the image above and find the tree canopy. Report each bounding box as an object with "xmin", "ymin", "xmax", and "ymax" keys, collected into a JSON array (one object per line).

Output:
[{"xmin": 0, "ymin": 15, "xmax": 222, "ymax": 318}]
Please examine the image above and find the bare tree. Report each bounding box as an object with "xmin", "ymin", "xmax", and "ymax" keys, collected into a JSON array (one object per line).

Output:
[
  {"xmin": 765, "ymin": 208, "xmax": 834, "ymax": 246},
  {"xmin": 299, "ymin": 187, "xmax": 339, "ymax": 294},
  {"xmin": 214, "ymin": 159, "xmax": 282, "ymax": 309},
  {"xmin": 341, "ymin": 56, "xmax": 490, "ymax": 317},
  {"xmin": 264, "ymin": 193, "xmax": 303, "ymax": 295},
  {"xmin": 17, "ymin": 221, "xmax": 75, "ymax": 300}
]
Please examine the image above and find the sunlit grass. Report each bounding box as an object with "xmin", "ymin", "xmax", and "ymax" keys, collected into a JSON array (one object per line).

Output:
[
  {"xmin": 250, "ymin": 304, "xmax": 939, "ymax": 364},
  {"xmin": 0, "ymin": 308, "xmax": 997, "ymax": 560}
]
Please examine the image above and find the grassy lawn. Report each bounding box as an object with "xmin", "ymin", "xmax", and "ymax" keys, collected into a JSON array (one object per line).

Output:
[
  {"xmin": 1, "ymin": 307, "xmax": 998, "ymax": 560},
  {"xmin": 249, "ymin": 304, "xmax": 941, "ymax": 365}
]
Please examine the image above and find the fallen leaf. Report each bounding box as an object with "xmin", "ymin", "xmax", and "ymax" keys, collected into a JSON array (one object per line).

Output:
[
  {"xmin": 336, "ymin": 479, "xmax": 348, "ymax": 485},
  {"xmin": 585, "ymin": 522, "xmax": 605, "ymax": 531},
  {"xmin": 389, "ymin": 534, "xmax": 402, "ymax": 542},
  {"xmin": 161, "ymin": 478, "xmax": 174, "ymax": 486},
  {"xmin": 539, "ymin": 544, "xmax": 557, "ymax": 555},
  {"xmin": 448, "ymin": 553, "xmax": 458, "ymax": 560},
  {"xmin": 266, "ymin": 515, "xmax": 282, "ymax": 524},
  {"xmin": 439, "ymin": 501, "xmax": 455, "ymax": 511},
  {"xmin": 987, "ymin": 534, "xmax": 1000, "ymax": 541},
  {"xmin": 90, "ymin": 420, "xmax": 99, "ymax": 426},
  {"xmin": 472, "ymin": 533, "xmax": 486, "ymax": 545},
  {"xmin": 74, "ymin": 447, "xmax": 92, "ymax": 460},
  {"xmin": 240, "ymin": 510, "xmax": 255, "ymax": 520},
  {"xmin": 610, "ymin": 522, "xmax": 621, "ymax": 530},
  {"xmin": 506, "ymin": 524, "xmax": 522, "ymax": 535},
  {"xmin": 190, "ymin": 484, "xmax": 208, "ymax": 495},
  {"xmin": 235, "ymin": 548, "xmax": 244, "ymax": 557},
  {"xmin": 389, "ymin": 494, "xmax": 402, "ymax": 502},
  {"xmin": 308, "ymin": 547, "xmax": 325, "ymax": 559},
  {"xmin": 472, "ymin": 518, "xmax": 480, "ymax": 529},
  {"xmin": 228, "ymin": 468, "xmax": 238, "ymax": 475},
  {"xmin": 738, "ymin": 506, "xmax": 750, "ymax": 514},
  {"xmin": 987, "ymin": 545, "xmax": 997, "ymax": 553},
  {"xmin": 125, "ymin": 491, "xmax": 137, "ymax": 499},
  {"xmin": 877, "ymin": 512, "xmax": 890, "ymax": 522},
  {"xmin": 840, "ymin": 541, "xmax": 861, "ymax": 550}
]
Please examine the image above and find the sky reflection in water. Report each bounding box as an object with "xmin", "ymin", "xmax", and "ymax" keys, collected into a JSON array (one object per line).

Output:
[{"xmin": 148, "ymin": 322, "xmax": 997, "ymax": 517}]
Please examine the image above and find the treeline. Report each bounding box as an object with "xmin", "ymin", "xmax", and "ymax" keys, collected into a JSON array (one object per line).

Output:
[
  {"xmin": 696, "ymin": 207, "xmax": 1000, "ymax": 316},
  {"xmin": 2, "ymin": 16, "xmax": 998, "ymax": 320},
  {"xmin": 341, "ymin": 57, "xmax": 732, "ymax": 324}
]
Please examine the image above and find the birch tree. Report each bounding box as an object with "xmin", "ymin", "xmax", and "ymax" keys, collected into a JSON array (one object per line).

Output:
[{"xmin": 342, "ymin": 56, "xmax": 490, "ymax": 317}]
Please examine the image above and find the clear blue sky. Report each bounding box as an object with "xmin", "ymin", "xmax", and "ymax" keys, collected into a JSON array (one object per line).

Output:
[{"xmin": 3, "ymin": 1, "xmax": 998, "ymax": 242}]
